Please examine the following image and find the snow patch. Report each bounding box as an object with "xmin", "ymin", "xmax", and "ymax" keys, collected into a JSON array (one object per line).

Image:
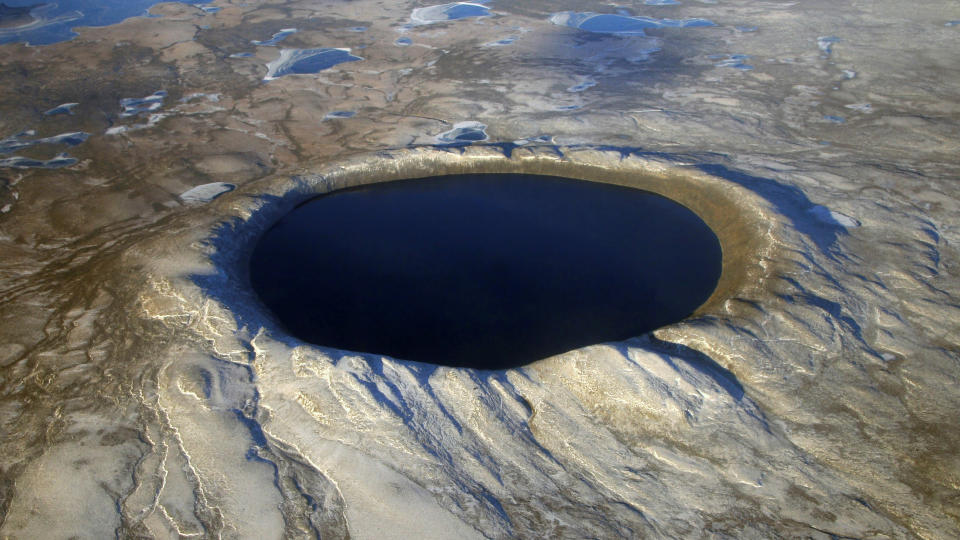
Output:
[{"xmin": 180, "ymin": 182, "xmax": 236, "ymax": 203}]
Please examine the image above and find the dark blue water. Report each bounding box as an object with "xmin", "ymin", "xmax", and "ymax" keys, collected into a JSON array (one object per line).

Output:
[
  {"xmin": 249, "ymin": 173, "xmax": 722, "ymax": 369},
  {"xmin": 0, "ymin": 0, "xmax": 210, "ymax": 45},
  {"xmin": 265, "ymin": 48, "xmax": 363, "ymax": 80},
  {"xmin": 436, "ymin": 3, "xmax": 489, "ymax": 20}
]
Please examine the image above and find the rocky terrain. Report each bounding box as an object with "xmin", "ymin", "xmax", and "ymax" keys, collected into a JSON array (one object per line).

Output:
[{"xmin": 1, "ymin": 0, "xmax": 959, "ymax": 538}]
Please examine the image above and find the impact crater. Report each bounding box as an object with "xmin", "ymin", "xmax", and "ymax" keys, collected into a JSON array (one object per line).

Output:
[{"xmin": 248, "ymin": 169, "xmax": 733, "ymax": 369}]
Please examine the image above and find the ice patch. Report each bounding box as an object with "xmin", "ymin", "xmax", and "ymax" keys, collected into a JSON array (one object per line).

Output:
[
  {"xmin": 180, "ymin": 93, "xmax": 221, "ymax": 103},
  {"xmin": 0, "ymin": 132, "xmax": 35, "ymax": 154},
  {"xmin": 200, "ymin": 5, "xmax": 220, "ymax": 13},
  {"xmin": 0, "ymin": 153, "xmax": 77, "ymax": 169},
  {"xmin": 263, "ymin": 48, "xmax": 363, "ymax": 81},
  {"xmin": 823, "ymin": 115, "xmax": 845, "ymax": 124},
  {"xmin": 946, "ymin": 20, "xmax": 960, "ymax": 27},
  {"xmin": 229, "ymin": 52, "xmax": 254, "ymax": 58},
  {"xmin": 435, "ymin": 121, "xmax": 488, "ymax": 144},
  {"xmin": 119, "ymin": 91, "xmax": 167, "ymax": 117},
  {"xmin": 395, "ymin": 37, "xmax": 412, "ymax": 46},
  {"xmin": 713, "ymin": 54, "xmax": 753, "ymax": 70},
  {"xmin": 809, "ymin": 205, "xmax": 860, "ymax": 228},
  {"xmin": 411, "ymin": 3, "xmax": 491, "ymax": 25},
  {"xmin": 512, "ymin": 134, "xmax": 554, "ymax": 145},
  {"xmin": 567, "ymin": 79, "xmax": 596, "ymax": 92},
  {"xmin": 324, "ymin": 111, "xmax": 356, "ymax": 120},
  {"xmin": 0, "ymin": 131, "xmax": 89, "ymax": 154},
  {"xmin": 549, "ymin": 11, "xmax": 715, "ymax": 36},
  {"xmin": 252, "ymin": 28, "xmax": 297, "ymax": 47},
  {"xmin": 43, "ymin": 103, "xmax": 78, "ymax": 116},
  {"xmin": 817, "ymin": 36, "xmax": 841, "ymax": 56},
  {"xmin": 645, "ymin": 0, "xmax": 680, "ymax": 5},
  {"xmin": 180, "ymin": 182, "xmax": 236, "ymax": 203},
  {"xmin": 482, "ymin": 36, "xmax": 516, "ymax": 47},
  {"xmin": 105, "ymin": 113, "xmax": 169, "ymax": 135},
  {"xmin": 39, "ymin": 132, "xmax": 88, "ymax": 146},
  {"xmin": 845, "ymin": 103, "xmax": 872, "ymax": 113}
]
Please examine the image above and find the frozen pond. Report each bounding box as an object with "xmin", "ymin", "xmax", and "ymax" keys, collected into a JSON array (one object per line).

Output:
[{"xmin": 1, "ymin": 0, "xmax": 959, "ymax": 538}]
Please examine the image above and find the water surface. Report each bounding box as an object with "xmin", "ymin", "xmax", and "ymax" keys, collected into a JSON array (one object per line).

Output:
[{"xmin": 250, "ymin": 173, "xmax": 722, "ymax": 369}]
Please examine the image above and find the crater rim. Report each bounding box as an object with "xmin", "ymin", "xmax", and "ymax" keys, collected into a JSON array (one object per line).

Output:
[{"xmin": 197, "ymin": 146, "xmax": 777, "ymax": 367}]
